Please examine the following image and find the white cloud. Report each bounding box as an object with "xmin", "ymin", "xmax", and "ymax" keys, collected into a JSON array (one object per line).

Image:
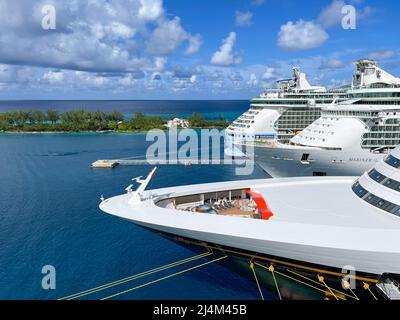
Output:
[
  {"xmin": 0, "ymin": 1, "xmax": 384, "ymax": 99},
  {"xmin": 330, "ymin": 78, "xmax": 348, "ymax": 87},
  {"xmin": 229, "ymin": 71, "xmax": 244, "ymax": 82},
  {"xmin": 152, "ymin": 72, "xmax": 162, "ymax": 80},
  {"xmin": 0, "ymin": 64, "xmax": 19, "ymax": 83},
  {"xmin": 248, "ymin": 73, "xmax": 258, "ymax": 87},
  {"xmin": 149, "ymin": 57, "xmax": 167, "ymax": 72},
  {"xmin": 41, "ymin": 70, "xmax": 115, "ymax": 90},
  {"xmin": 172, "ymin": 77, "xmax": 196, "ymax": 91},
  {"xmin": 319, "ymin": 58, "xmax": 346, "ymax": 69},
  {"xmin": 146, "ymin": 17, "xmax": 188, "ymax": 55},
  {"xmin": 43, "ymin": 70, "xmax": 65, "ymax": 84},
  {"xmin": 0, "ymin": 52, "xmax": 362, "ymax": 98},
  {"xmin": 210, "ymin": 32, "xmax": 242, "ymax": 66},
  {"xmin": 235, "ymin": 11, "xmax": 253, "ymax": 27},
  {"xmin": 261, "ymin": 67, "xmax": 276, "ymax": 80},
  {"xmin": 0, "ymin": 63, "xmax": 37, "ymax": 88},
  {"xmin": 146, "ymin": 17, "xmax": 202, "ymax": 56},
  {"xmin": 118, "ymin": 73, "xmax": 139, "ymax": 87},
  {"xmin": 278, "ymin": 20, "xmax": 328, "ymax": 51},
  {"xmin": 106, "ymin": 22, "xmax": 136, "ymax": 39},
  {"xmin": 318, "ymin": 0, "xmax": 346, "ymax": 28},
  {"xmin": 368, "ymin": 50, "xmax": 396, "ymax": 61},
  {"xmin": 0, "ymin": 0, "xmax": 200, "ymax": 75},
  {"xmin": 318, "ymin": 0, "xmax": 373, "ymax": 28},
  {"xmin": 278, "ymin": 1, "xmax": 375, "ymax": 52},
  {"xmin": 358, "ymin": 6, "xmax": 373, "ymax": 20},
  {"xmin": 138, "ymin": 0, "xmax": 164, "ymax": 21},
  {"xmin": 185, "ymin": 34, "xmax": 203, "ymax": 55},
  {"xmin": 251, "ymin": 0, "xmax": 264, "ymax": 6}
]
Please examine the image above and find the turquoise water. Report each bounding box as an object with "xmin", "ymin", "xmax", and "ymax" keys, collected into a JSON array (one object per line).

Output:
[{"xmin": 0, "ymin": 132, "xmax": 270, "ymax": 299}]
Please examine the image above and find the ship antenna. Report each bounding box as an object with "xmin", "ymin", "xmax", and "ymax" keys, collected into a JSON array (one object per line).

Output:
[{"xmin": 128, "ymin": 167, "xmax": 157, "ymax": 204}]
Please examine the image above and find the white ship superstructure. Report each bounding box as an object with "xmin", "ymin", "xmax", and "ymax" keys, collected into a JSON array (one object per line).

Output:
[
  {"xmin": 225, "ymin": 68, "xmax": 348, "ymax": 155},
  {"xmin": 249, "ymin": 59, "xmax": 400, "ymax": 177},
  {"xmin": 100, "ymin": 147, "xmax": 400, "ymax": 299}
]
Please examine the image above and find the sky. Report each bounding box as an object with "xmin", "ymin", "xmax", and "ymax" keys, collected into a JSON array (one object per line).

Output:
[{"xmin": 0, "ymin": 0, "xmax": 398, "ymax": 100}]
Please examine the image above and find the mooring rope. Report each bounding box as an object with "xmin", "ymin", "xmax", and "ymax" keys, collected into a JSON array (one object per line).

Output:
[
  {"xmin": 286, "ymin": 269, "xmax": 355, "ymax": 300},
  {"xmin": 250, "ymin": 258, "xmax": 264, "ymax": 300},
  {"xmin": 59, "ymin": 251, "xmax": 213, "ymax": 300},
  {"xmin": 363, "ymin": 282, "xmax": 378, "ymax": 300},
  {"xmin": 317, "ymin": 274, "xmax": 338, "ymax": 300},
  {"xmin": 100, "ymin": 255, "xmax": 228, "ymax": 300}
]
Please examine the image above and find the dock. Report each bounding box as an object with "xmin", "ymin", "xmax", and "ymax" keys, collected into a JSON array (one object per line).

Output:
[
  {"xmin": 91, "ymin": 160, "xmax": 119, "ymax": 168},
  {"xmin": 91, "ymin": 158, "xmax": 253, "ymax": 168}
]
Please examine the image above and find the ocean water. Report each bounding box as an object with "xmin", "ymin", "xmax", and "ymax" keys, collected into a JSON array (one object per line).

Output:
[
  {"xmin": 0, "ymin": 101, "xmax": 274, "ymax": 300},
  {"xmin": 0, "ymin": 100, "xmax": 247, "ymax": 121}
]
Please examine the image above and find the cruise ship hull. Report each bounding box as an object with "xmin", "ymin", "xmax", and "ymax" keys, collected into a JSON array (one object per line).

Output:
[
  {"xmin": 123, "ymin": 215, "xmax": 394, "ymax": 277},
  {"xmin": 156, "ymin": 231, "xmax": 379, "ymax": 300},
  {"xmin": 100, "ymin": 178, "xmax": 400, "ymax": 277},
  {"xmin": 248, "ymin": 145, "xmax": 385, "ymax": 177}
]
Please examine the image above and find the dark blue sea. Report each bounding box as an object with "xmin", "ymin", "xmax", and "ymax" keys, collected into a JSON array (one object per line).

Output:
[{"xmin": 0, "ymin": 100, "xmax": 272, "ymax": 300}]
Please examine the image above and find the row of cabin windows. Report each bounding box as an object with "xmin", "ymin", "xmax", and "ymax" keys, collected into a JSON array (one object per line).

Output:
[
  {"xmin": 263, "ymin": 94, "xmax": 343, "ymax": 99},
  {"xmin": 276, "ymin": 120, "xmax": 320, "ymax": 125},
  {"xmin": 234, "ymin": 119, "xmax": 253, "ymax": 124},
  {"xmin": 370, "ymin": 126, "xmax": 400, "ymax": 132},
  {"xmin": 251, "ymin": 100, "xmax": 308, "ymax": 105},
  {"xmin": 237, "ymin": 115, "xmax": 255, "ymax": 120},
  {"xmin": 276, "ymin": 121, "xmax": 319, "ymax": 126},
  {"xmin": 363, "ymin": 133, "xmax": 400, "ymax": 138},
  {"xmin": 386, "ymin": 119, "xmax": 400, "ymax": 124},
  {"xmin": 351, "ymin": 92, "xmax": 400, "ymax": 98},
  {"xmin": 353, "ymin": 83, "xmax": 400, "ymax": 89},
  {"xmin": 323, "ymin": 111, "xmax": 379, "ymax": 117},
  {"xmin": 252, "ymin": 95, "xmax": 345, "ymax": 100},
  {"xmin": 353, "ymin": 100, "xmax": 400, "ymax": 105},
  {"xmin": 277, "ymin": 116, "xmax": 320, "ymax": 121},
  {"xmin": 276, "ymin": 126, "xmax": 316, "ymax": 131},
  {"xmin": 251, "ymin": 100, "xmax": 340, "ymax": 106},
  {"xmin": 280, "ymin": 111, "xmax": 321, "ymax": 115},
  {"xmin": 352, "ymin": 181, "xmax": 400, "ymax": 217},
  {"xmin": 384, "ymin": 154, "xmax": 400, "ymax": 168},
  {"xmin": 362, "ymin": 140, "xmax": 400, "ymax": 147},
  {"xmin": 368, "ymin": 168, "xmax": 400, "ymax": 192}
]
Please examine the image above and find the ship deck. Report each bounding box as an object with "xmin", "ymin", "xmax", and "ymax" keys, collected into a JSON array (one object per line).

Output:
[
  {"xmin": 147, "ymin": 177, "xmax": 400, "ymax": 229},
  {"xmin": 255, "ymin": 178, "xmax": 400, "ymax": 229}
]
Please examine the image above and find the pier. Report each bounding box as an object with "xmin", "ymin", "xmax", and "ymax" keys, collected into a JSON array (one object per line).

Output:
[
  {"xmin": 91, "ymin": 160, "xmax": 119, "ymax": 168},
  {"xmin": 92, "ymin": 158, "xmax": 253, "ymax": 168}
]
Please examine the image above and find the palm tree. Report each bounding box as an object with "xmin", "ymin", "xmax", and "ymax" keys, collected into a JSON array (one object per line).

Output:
[{"xmin": 46, "ymin": 110, "xmax": 59, "ymax": 124}]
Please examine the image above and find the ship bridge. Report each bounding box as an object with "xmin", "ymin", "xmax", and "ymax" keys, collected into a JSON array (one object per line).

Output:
[{"xmin": 352, "ymin": 59, "xmax": 400, "ymax": 88}]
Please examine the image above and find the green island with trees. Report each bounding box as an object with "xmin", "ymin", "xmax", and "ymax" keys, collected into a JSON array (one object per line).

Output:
[{"xmin": 0, "ymin": 110, "xmax": 229, "ymax": 132}]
